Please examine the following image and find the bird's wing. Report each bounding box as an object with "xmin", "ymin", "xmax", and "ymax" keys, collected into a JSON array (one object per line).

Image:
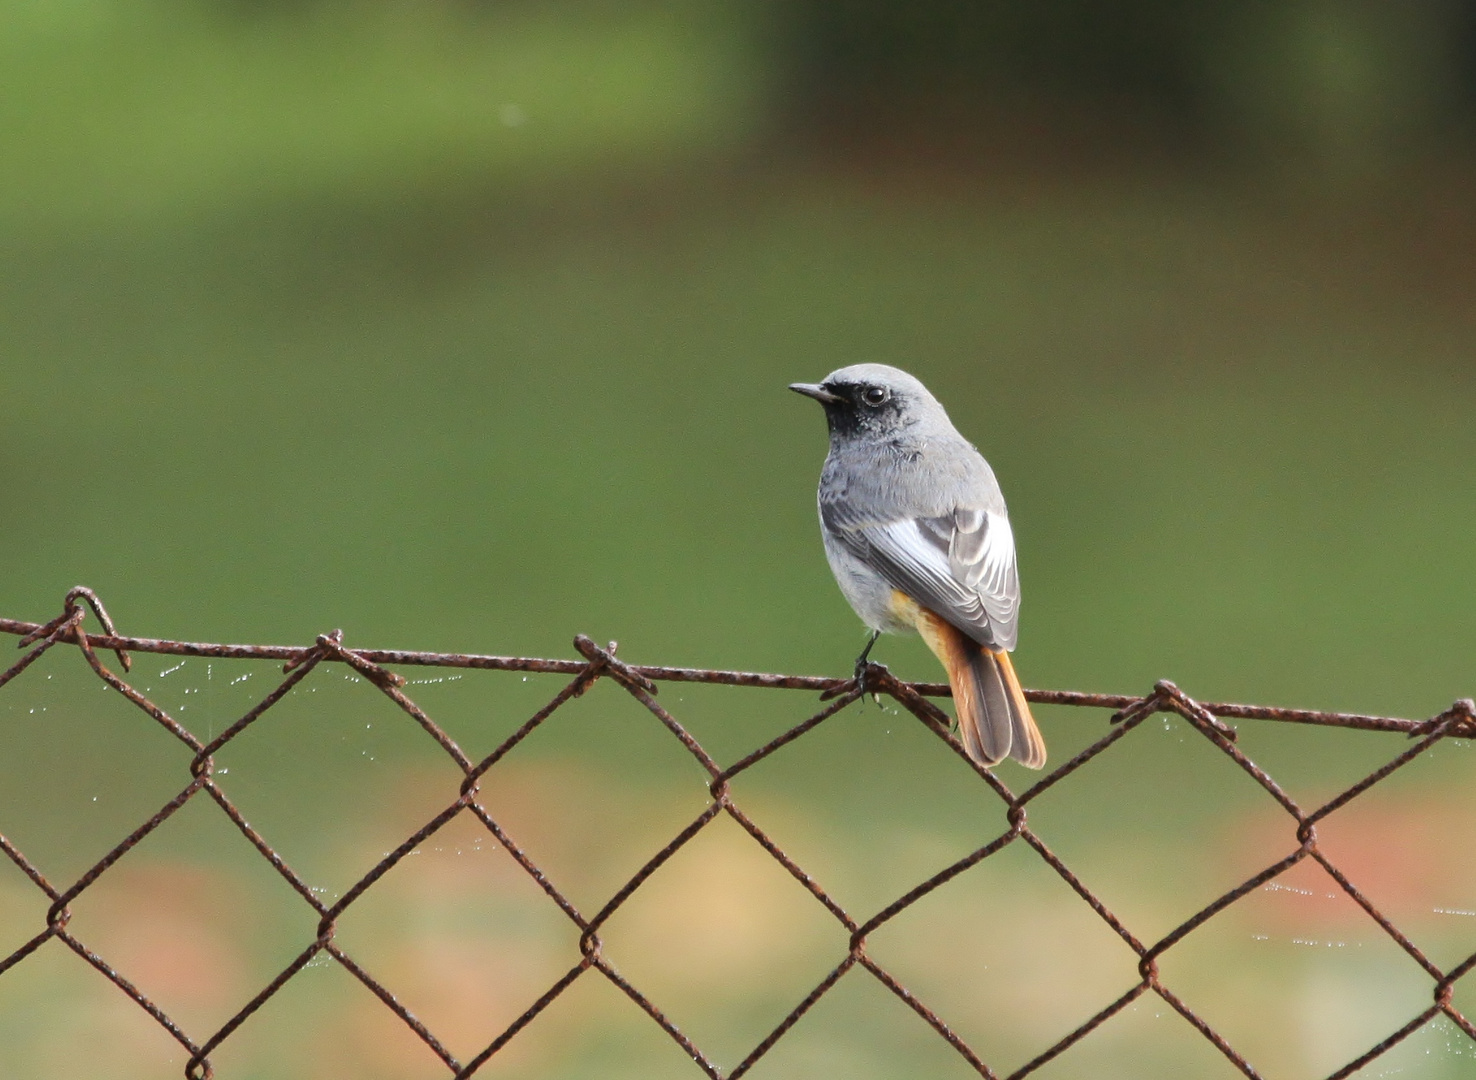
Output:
[{"xmin": 824, "ymin": 502, "xmax": 1020, "ymax": 650}]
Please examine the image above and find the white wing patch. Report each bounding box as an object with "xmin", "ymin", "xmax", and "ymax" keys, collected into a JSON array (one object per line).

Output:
[
  {"xmin": 957, "ymin": 511, "xmax": 1019, "ymax": 643},
  {"xmin": 842, "ymin": 508, "xmax": 1019, "ymax": 650}
]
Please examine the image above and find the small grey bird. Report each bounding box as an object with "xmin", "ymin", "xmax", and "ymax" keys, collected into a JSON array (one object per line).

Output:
[{"xmin": 791, "ymin": 364, "xmax": 1045, "ymax": 769}]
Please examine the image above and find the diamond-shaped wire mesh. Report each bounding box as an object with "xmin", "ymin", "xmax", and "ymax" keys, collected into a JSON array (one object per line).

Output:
[{"xmin": 3, "ymin": 587, "xmax": 1475, "ymax": 1079}]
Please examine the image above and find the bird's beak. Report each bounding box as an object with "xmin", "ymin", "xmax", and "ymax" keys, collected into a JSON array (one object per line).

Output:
[{"xmin": 789, "ymin": 382, "xmax": 843, "ymax": 404}]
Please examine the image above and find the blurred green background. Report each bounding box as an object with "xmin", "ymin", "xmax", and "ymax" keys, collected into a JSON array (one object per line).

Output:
[{"xmin": 4, "ymin": 1, "xmax": 1476, "ymax": 1077}]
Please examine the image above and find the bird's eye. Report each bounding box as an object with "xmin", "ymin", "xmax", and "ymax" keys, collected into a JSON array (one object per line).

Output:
[{"xmin": 861, "ymin": 386, "xmax": 890, "ymax": 406}]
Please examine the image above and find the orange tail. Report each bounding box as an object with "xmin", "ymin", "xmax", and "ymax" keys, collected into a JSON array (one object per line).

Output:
[{"xmin": 914, "ymin": 610, "xmax": 1046, "ymax": 769}]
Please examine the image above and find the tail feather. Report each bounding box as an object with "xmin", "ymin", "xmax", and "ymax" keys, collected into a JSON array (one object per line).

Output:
[
  {"xmin": 964, "ymin": 644, "xmax": 1014, "ymax": 765},
  {"xmin": 991, "ymin": 648, "xmax": 1046, "ymax": 769},
  {"xmin": 915, "ymin": 610, "xmax": 1046, "ymax": 769}
]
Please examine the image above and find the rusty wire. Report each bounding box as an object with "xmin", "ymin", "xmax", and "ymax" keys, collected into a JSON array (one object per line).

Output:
[{"xmin": 2, "ymin": 586, "xmax": 1475, "ymax": 1079}]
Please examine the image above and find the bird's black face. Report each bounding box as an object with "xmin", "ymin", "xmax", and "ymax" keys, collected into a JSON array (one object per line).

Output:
[{"xmin": 790, "ymin": 379, "xmax": 906, "ymax": 439}]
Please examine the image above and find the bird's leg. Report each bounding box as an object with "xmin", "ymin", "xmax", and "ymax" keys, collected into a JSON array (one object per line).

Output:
[
  {"xmin": 823, "ymin": 630, "xmax": 886, "ymax": 702},
  {"xmin": 856, "ymin": 629, "xmax": 890, "ymax": 704},
  {"xmin": 854, "ymin": 629, "xmax": 881, "ymax": 679}
]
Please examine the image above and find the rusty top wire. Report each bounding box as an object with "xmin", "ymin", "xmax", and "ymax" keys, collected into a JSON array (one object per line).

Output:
[
  {"xmin": 2, "ymin": 588, "xmax": 1474, "ymax": 1079},
  {"xmin": 0, "ymin": 611, "xmax": 1456, "ymax": 738}
]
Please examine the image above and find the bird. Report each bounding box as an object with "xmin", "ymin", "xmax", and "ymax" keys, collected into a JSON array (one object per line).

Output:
[{"xmin": 790, "ymin": 364, "xmax": 1045, "ymax": 769}]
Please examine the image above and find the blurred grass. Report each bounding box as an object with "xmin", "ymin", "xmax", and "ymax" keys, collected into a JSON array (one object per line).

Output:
[{"xmin": 5, "ymin": 2, "xmax": 1476, "ymax": 1076}]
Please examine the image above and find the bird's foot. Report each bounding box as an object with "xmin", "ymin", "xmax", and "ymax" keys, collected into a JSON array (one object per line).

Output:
[
  {"xmin": 859, "ymin": 660, "xmax": 889, "ymax": 706},
  {"xmin": 820, "ymin": 660, "xmax": 890, "ymax": 703}
]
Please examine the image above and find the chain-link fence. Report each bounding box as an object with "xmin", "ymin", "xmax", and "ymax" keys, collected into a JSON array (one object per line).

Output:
[{"xmin": 2, "ymin": 587, "xmax": 1474, "ymax": 1079}]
